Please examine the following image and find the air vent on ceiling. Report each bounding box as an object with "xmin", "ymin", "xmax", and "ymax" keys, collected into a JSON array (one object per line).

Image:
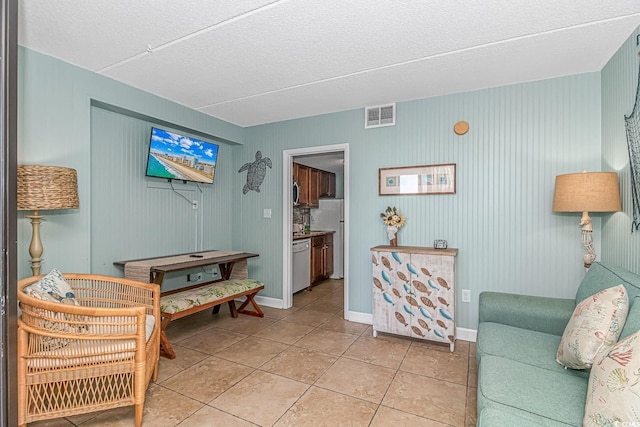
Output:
[{"xmin": 365, "ymin": 103, "xmax": 396, "ymax": 129}]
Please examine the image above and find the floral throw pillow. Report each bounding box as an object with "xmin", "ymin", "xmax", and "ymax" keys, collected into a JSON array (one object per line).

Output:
[
  {"xmin": 23, "ymin": 268, "xmax": 78, "ymax": 306},
  {"xmin": 557, "ymin": 285, "xmax": 628, "ymax": 370},
  {"xmin": 584, "ymin": 330, "xmax": 640, "ymax": 426}
]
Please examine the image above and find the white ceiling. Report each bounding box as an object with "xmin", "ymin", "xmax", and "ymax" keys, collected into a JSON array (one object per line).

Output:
[
  {"xmin": 295, "ymin": 152, "xmax": 344, "ymax": 174},
  {"xmin": 18, "ymin": 1, "xmax": 640, "ymax": 127}
]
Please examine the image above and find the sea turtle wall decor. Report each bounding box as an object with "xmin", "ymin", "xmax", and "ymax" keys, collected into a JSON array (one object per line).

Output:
[{"xmin": 238, "ymin": 151, "xmax": 272, "ymax": 194}]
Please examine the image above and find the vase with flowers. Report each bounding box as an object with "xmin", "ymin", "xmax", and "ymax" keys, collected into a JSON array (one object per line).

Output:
[{"xmin": 380, "ymin": 206, "xmax": 405, "ymax": 246}]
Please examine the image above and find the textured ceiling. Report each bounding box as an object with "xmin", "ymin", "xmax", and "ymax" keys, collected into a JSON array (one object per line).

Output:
[{"xmin": 18, "ymin": 1, "xmax": 640, "ymax": 127}]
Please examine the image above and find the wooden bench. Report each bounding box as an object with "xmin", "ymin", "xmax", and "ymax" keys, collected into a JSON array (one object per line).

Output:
[{"xmin": 158, "ymin": 278, "xmax": 264, "ymax": 359}]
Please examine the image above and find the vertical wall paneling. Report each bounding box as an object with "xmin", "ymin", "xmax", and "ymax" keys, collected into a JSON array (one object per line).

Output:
[
  {"xmin": 89, "ymin": 106, "xmax": 236, "ymax": 290},
  {"xmin": 21, "ymin": 43, "xmax": 638, "ymax": 331},
  {"xmin": 601, "ymin": 26, "xmax": 640, "ymax": 273},
  {"xmin": 18, "ymin": 48, "xmax": 243, "ymax": 280},
  {"xmin": 242, "ymin": 74, "xmax": 602, "ymax": 329}
]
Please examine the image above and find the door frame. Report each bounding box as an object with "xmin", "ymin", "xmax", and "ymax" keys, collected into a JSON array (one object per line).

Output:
[
  {"xmin": 282, "ymin": 143, "xmax": 349, "ymax": 314},
  {"xmin": 1, "ymin": 0, "xmax": 18, "ymax": 424}
]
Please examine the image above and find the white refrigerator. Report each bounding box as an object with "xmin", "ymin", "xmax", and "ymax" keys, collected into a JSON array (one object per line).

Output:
[{"xmin": 310, "ymin": 199, "xmax": 344, "ymax": 279}]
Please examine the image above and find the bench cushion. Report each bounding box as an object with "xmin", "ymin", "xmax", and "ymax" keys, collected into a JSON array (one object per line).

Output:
[{"xmin": 160, "ymin": 279, "xmax": 264, "ymax": 314}]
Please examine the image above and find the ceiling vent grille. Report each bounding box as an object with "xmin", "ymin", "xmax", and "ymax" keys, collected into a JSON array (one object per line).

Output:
[{"xmin": 365, "ymin": 103, "xmax": 396, "ymax": 129}]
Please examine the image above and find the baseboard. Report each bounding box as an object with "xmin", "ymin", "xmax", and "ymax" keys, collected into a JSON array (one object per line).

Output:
[
  {"xmin": 250, "ymin": 302, "xmax": 478, "ymax": 342},
  {"xmin": 248, "ymin": 295, "xmax": 284, "ymax": 309},
  {"xmin": 456, "ymin": 327, "xmax": 477, "ymax": 342},
  {"xmin": 345, "ymin": 310, "xmax": 373, "ymax": 325}
]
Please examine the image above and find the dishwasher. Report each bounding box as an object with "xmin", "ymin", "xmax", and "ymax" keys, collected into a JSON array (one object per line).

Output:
[{"xmin": 292, "ymin": 238, "xmax": 311, "ymax": 293}]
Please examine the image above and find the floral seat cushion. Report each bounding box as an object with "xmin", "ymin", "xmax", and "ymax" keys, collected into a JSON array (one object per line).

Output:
[{"xmin": 160, "ymin": 278, "xmax": 264, "ymax": 314}]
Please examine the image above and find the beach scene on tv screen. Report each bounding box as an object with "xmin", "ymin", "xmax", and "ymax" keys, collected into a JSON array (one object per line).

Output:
[{"xmin": 146, "ymin": 128, "xmax": 218, "ymax": 184}]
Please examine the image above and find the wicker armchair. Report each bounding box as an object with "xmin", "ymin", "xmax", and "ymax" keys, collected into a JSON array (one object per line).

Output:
[{"xmin": 17, "ymin": 274, "xmax": 160, "ymax": 427}]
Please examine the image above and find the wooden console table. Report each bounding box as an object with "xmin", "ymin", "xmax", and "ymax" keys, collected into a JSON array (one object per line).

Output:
[
  {"xmin": 113, "ymin": 250, "xmax": 259, "ymax": 285},
  {"xmin": 114, "ymin": 251, "xmax": 260, "ymax": 358}
]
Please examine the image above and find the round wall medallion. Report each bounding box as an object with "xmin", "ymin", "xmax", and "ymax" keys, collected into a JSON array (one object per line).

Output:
[{"xmin": 454, "ymin": 121, "xmax": 469, "ymax": 135}]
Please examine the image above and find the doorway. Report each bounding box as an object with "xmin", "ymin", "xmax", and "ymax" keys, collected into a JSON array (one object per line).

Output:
[{"xmin": 282, "ymin": 144, "xmax": 349, "ymax": 315}]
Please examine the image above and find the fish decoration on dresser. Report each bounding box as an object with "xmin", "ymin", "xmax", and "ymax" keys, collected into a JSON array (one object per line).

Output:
[
  {"xmin": 420, "ymin": 296, "xmax": 436, "ymax": 309},
  {"xmin": 405, "ymin": 295, "xmax": 419, "ymax": 307},
  {"xmin": 395, "ymin": 312, "xmax": 408, "ymax": 326},
  {"xmin": 406, "ymin": 263, "xmax": 419, "ymax": 276},
  {"xmin": 439, "ymin": 308, "xmax": 453, "ymax": 321},
  {"xmin": 412, "ymin": 280, "xmax": 431, "ymax": 295},
  {"xmin": 437, "ymin": 277, "xmax": 450, "ymax": 290},
  {"xmin": 427, "ymin": 279, "xmax": 439, "ymax": 290},
  {"xmin": 381, "ymin": 270, "xmax": 392, "ymax": 285},
  {"xmin": 397, "ymin": 271, "xmax": 409, "ymax": 283},
  {"xmin": 419, "ymin": 306, "xmax": 433, "ymax": 320},
  {"xmin": 383, "ymin": 292, "xmax": 395, "ymax": 306},
  {"xmin": 372, "ymin": 247, "xmax": 455, "ymax": 348},
  {"xmin": 403, "ymin": 305, "xmax": 415, "ymax": 316},
  {"xmin": 417, "ymin": 318, "xmax": 431, "ymax": 331},
  {"xmin": 403, "ymin": 283, "xmax": 416, "ymax": 296}
]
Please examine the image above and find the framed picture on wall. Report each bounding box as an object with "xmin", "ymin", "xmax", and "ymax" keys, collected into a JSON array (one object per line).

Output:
[{"xmin": 379, "ymin": 163, "xmax": 456, "ymax": 195}]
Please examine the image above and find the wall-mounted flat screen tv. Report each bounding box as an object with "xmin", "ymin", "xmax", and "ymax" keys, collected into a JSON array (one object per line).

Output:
[{"xmin": 145, "ymin": 127, "xmax": 219, "ymax": 184}]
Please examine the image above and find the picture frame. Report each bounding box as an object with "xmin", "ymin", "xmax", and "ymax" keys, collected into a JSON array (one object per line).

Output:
[{"xmin": 379, "ymin": 163, "xmax": 456, "ymax": 195}]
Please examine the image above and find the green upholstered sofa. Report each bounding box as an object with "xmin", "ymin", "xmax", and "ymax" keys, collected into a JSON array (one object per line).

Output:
[{"xmin": 476, "ymin": 262, "xmax": 640, "ymax": 426}]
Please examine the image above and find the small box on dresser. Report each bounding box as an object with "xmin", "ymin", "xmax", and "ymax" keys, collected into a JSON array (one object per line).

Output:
[{"xmin": 371, "ymin": 245, "xmax": 458, "ymax": 351}]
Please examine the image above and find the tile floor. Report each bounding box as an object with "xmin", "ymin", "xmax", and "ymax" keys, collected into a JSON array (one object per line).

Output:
[{"xmin": 33, "ymin": 279, "xmax": 478, "ymax": 427}]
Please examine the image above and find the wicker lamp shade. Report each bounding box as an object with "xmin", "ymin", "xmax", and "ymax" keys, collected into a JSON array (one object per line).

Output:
[
  {"xmin": 552, "ymin": 172, "xmax": 621, "ymax": 213},
  {"xmin": 17, "ymin": 165, "xmax": 79, "ymax": 211}
]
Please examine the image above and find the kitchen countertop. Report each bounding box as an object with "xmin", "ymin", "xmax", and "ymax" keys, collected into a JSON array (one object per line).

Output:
[{"xmin": 292, "ymin": 230, "xmax": 335, "ymax": 240}]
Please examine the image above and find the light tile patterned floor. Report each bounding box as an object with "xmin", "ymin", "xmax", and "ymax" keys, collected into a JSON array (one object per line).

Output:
[{"xmin": 32, "ymin": 279, "xmax": 477, "ymax": 427}]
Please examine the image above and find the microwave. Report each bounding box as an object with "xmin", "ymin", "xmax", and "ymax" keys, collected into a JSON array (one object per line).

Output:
[{"xmin": 293, "ymin": 180, "xmax": 300, "ymax": 206}]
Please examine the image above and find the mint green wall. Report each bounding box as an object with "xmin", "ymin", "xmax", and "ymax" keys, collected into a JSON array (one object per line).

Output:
[
  {"xmin": 18, "ymin": 47, "xmax": 244, "ymax": 280},
  {"xmin": 242, "ymin": 74, "xmax": 602, "ymax": 329},
  {"xmin": 601, "ymin": 26, "xmax": 640, "ymax": 272},
  {"xmin": 89, "ymin": 106, "xmax": 237, "ymax": 285},
  {"xmin": 19, "ymin": 46, "xmax": 608, "ymax": 330}
]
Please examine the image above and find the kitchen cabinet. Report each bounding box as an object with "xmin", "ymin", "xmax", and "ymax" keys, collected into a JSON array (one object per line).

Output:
[
  {"xmin": 293, "ymin": 163, "xmax": 336, "ymax": 206},
  {"xmin": 319, "ymin": 171, "xmax": 336, "ymax": 198},
  {"xmin": 311, "ymin": 233, "xmax": 334, "ymax": 284},
  {"xmin": 294, "ymin": 164, "xmax": 310, "ymax": 206},
  {"xmin": 371, "ymin": 245, "xmax": 458, "ymax": 351},
  {"xmin": 309, "ymin": 168, "xmax": 320, "ymax": 207}
]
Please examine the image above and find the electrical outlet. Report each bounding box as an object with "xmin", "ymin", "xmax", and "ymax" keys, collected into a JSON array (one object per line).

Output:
[
  {"xmin": 461, "ymin": 289, "xmax": 471, "ymax": 303},
  {"xmin": 188, "ymin": 273, "xmax": 202, "ymax": 282},
  {"xmin": 192, "ymin": 200, "xmax": 198, "ymax": 210}
]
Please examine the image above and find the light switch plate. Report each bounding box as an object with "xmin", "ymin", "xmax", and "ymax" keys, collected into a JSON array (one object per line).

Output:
[{"xmin": 263, "ymin": 208, "xmax": 272, "ymax": 218}]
